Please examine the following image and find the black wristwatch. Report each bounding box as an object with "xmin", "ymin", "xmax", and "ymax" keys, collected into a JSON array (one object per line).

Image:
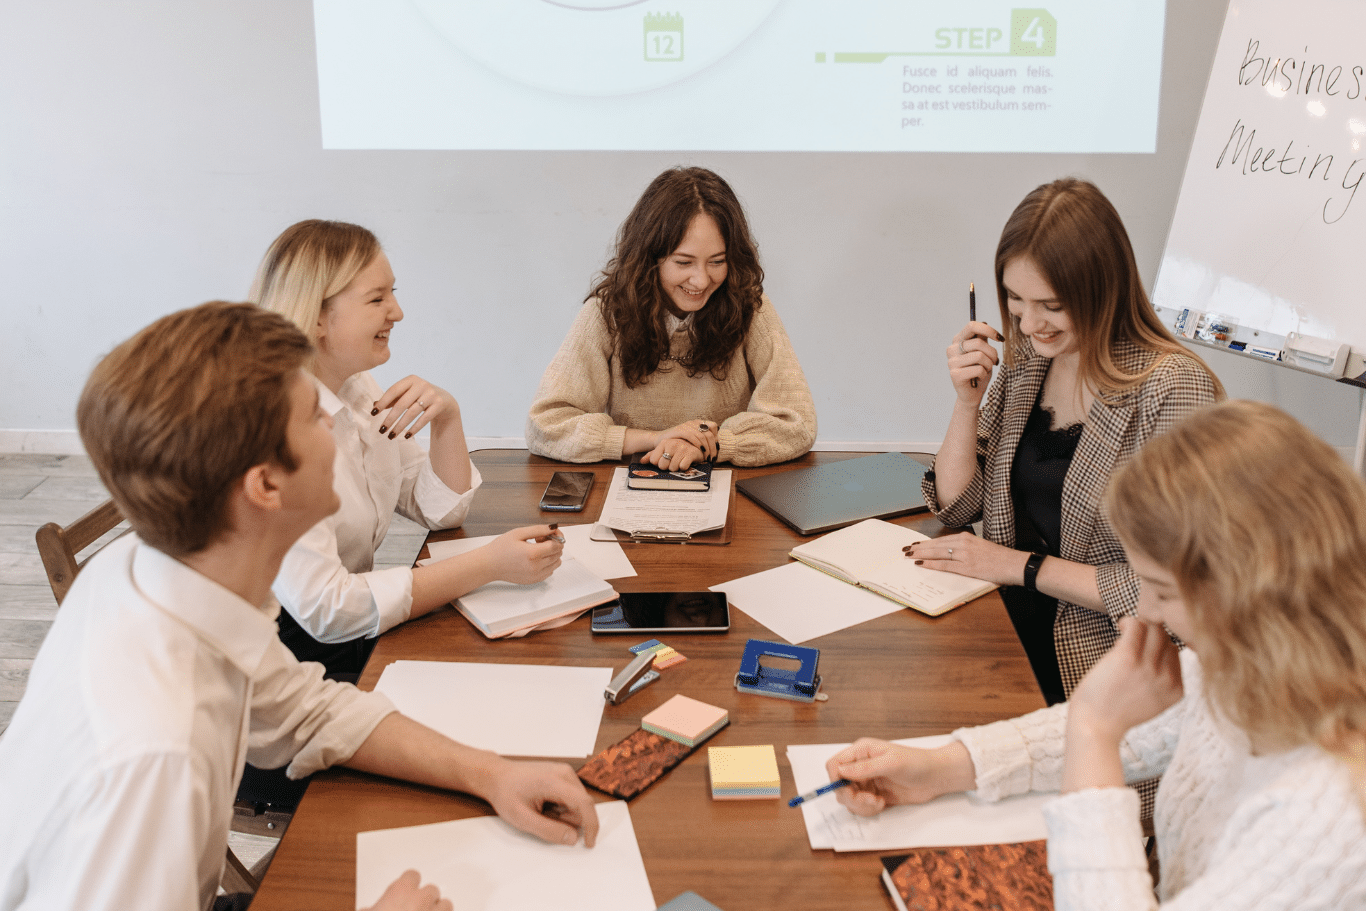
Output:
[{"xmin": 1022, "ymin": 553, "xmax": 1046, "ymax": 592}]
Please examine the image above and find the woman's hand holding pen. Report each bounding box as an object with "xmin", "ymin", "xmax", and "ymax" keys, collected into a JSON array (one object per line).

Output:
[
  {"xmin": 947, "ymin": 322, "xmax": 1002, "ymax": 405},
  {"xmin": 825, "ymin": 739, "xmax": 977, "ymax": 816},
  {"xmin": 480, "ymin": 525, "xmax": 563, "ymax": 585}
]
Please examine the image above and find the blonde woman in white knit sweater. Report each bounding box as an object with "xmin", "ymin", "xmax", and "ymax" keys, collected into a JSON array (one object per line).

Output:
[
  {"xmin": 526, "ymin": 167, "xmax": 816, "ymax": 469},
  {"xmin": 827, "ymin": 400, "xmax": 1366, "ymax": 910}
]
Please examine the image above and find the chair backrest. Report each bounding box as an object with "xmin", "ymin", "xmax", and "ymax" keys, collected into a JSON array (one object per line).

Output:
[{"xmin": 35, "ymin": 499, "xmax": 124, "ymax": 605}]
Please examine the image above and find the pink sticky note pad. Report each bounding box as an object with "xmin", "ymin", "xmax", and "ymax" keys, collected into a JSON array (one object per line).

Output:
[{"xmin": 641, "ymin": 694, "xmax": 729, "ymax": 747}]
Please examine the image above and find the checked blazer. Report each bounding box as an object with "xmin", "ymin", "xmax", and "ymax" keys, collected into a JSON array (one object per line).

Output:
[{"xmin": 923, "ymin": 338, "xmax": 1220, "ymax": 695}]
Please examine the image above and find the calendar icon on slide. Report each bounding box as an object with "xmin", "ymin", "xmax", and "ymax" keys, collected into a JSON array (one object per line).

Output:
[{"xmin": 644, "ymin": 13, "xmax": 683, "ymax": 61}]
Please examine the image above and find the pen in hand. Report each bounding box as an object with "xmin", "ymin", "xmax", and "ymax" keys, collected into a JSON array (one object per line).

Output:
[
  {"xmin": 788, "ymin": 778, "xmax": 851, "ymax": 808},
  {"xmin": 536, "ymin": 522, "xmax": 566, "ymax": 544},
  {"xmin": 969, "ymin": 282, "xmax": 978, "ymax": 389}
]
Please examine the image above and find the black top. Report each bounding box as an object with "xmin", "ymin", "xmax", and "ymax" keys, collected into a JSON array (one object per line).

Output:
[
  {"xmin": 1011, "ymin": 399, "xmax": 1084, "ymax": 557},
  {"xmin": 1003, "ymin": 395, "xmax": 1083, "ymax": 706}
]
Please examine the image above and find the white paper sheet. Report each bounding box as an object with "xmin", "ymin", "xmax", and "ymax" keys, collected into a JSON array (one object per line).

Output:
[
  {"xmin": 787, "ymin": 735, "xmax": 1050, "ymax": 851},
  {"xmin": 709, "ymin": 561, "xmax": 905, "ymax": 644},
  {"xmin": 595, "ymin": 467, "xmax": 730, "ymax": 536},
  {"xmin": 355, "ymin": 800, "xmax": 654, "ymax": 911},
  {"xmin": 422, "ymin": 526, "xmax": 636, "ymax": 580},
  {"xmin": 375, "ymin": 661, "xmax": 613, "ymax": 758}
]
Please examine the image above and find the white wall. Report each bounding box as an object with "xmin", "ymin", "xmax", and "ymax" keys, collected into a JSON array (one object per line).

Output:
[{"xmin": 2, "ymin": 1, "xmax": 1361, "ymax": 455}]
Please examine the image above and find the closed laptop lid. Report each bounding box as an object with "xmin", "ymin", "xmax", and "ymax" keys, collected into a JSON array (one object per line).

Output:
[{"xmin": 736, "ymin": 451, "xmax": 929, "ymax": 535}]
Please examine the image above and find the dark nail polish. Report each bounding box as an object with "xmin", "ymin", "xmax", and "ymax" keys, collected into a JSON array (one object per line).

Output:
[
  {"xmin": 378, "ymin": 426, "xmax": 387, "ymax": 434},
  {"xmin": 388, "ymin": 432, "xmax": 396, "ymax": 439},
  {"xmin": 549, "ymin": 523, "xmax": 559, "ymax": 530},
  {"xmin": 914, "ymin": 560, "xmax": 924, "ymax": 565},
  {"xmin": 371, "ymin": 407, "xmax": 379, "ymax": 416},
  {"xmin": 404, "ymin": 432, "xmax": 412, "ymax": 439}
]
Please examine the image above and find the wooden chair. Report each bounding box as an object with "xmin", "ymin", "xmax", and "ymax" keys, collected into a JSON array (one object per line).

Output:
[
  {"xmin": 35, "ymin": 499, "xmax": 125, "ymax": 606},
  {"xmin": 35, "ymin": 499, "xmax": 272, "ymax": 894}
]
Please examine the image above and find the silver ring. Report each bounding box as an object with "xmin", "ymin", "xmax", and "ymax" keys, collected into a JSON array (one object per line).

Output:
[
  {"xmin": 417, "ymin": 400, "xmax": 426, "ymax": 409},
  {"xmin": 958, "ymin": 341, "xmax": 966, "ymax": 355},
  {"xmin": 948, "ymin": 548, "xmax": 953, "ymax": 557},
  {"xmin": 662, "ymin": 452, "xmax": 672, "ymax": 460}
]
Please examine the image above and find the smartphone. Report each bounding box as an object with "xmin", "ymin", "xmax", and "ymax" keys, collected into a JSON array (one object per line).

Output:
[
  {"xmin": 591, "ymin": 592, "xmax": 730, "ymax": 634},
  {"xmin": 539, "ymin": 471, "xmax": 595, "ymax": 511}
]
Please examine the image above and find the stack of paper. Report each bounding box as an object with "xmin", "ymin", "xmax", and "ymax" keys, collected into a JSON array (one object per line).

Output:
[
  {"xmin": 420, "ymin": 528, "xmax": 630, "ymax": 639},
  {"xmin": 641, "ymin": 694, "xmax": 729, "ymax": 748},
  {"xmin": 708, "ymin": 745, "xmax": 780, "ymax": 800},
  {"xmin": 595, "ymin": 467, "xmax": 732, "ymax": 537},
  {"xmin": 422, "ymin": 524, "xmax": 637, "ymax": 580}
]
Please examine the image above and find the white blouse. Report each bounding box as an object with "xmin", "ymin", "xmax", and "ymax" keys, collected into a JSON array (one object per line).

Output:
[{"xmin": 272, "ymin": 372, "xmax": 482, "ymax": 643}]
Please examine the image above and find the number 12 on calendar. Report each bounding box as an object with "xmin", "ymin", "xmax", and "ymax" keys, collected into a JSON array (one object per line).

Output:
[{"xmin": 644, "ymin": 13, "xmax": 683, "ymax": 62}]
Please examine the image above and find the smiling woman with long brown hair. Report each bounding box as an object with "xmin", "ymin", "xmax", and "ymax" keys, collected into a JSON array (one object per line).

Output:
[
  {"xmin": 526, "ymin": 167, "xmax": 817, "ymax": 470},
  {"xmin": 907, "ymin": 178, "xmax": 1223, "ymax": 709}
]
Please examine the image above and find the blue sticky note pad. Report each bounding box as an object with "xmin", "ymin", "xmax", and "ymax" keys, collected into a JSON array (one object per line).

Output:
[{"xmin": 630, "ymin": 639, "xmax": 664, "ymax": 654}]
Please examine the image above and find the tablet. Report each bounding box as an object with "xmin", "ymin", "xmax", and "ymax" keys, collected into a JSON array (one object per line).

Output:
[{"xmin": 591, "ymin": 592, "xmax": 730, "ymax": 634}]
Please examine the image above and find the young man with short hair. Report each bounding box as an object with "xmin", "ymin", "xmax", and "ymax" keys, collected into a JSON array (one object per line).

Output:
[{"xmin": 0, "ymin": 303, "xmax": 597, "ymax": 910}]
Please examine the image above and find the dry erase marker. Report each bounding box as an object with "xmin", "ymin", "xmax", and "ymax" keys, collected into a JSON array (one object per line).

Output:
[
  {"xmin": 787, "ymin": 778, "xmax": 850, "ymax": 808},
  {"xmin": 969, "ymin": 282, "xmax": 978, "ymax": 389}
]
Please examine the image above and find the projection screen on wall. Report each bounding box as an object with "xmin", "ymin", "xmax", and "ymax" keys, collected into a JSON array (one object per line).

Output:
[{"xmin": 314, "ymin": 0, "xmax": 1166, "ymax": 153}]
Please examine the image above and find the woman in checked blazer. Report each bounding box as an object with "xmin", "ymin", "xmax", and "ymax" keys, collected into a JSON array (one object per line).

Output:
[{"xmin": 906, "ymin": 178, "xmax": 1223, "ymax": 707}]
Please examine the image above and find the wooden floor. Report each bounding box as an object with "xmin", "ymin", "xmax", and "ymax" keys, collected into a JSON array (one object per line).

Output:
[{"xmin": 0, "ymin": 453, "xmax": 429, "ymax": 737}]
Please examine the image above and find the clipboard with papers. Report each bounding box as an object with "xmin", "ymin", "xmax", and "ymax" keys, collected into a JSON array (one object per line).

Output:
[{"xmin": 590, "ymin": 466, "xmax": 735, "ymax": 545}]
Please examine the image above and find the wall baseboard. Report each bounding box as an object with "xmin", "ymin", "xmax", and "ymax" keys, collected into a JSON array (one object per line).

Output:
[
  {"xmin": 0, "ymin": 431, "xmax": 942, "ymax": 457},
  {"xmin": 0, "ymin": 431, "xmax": 88, "ymax": 455},
  {"xmin": 8, "ymin": 432, "xmax": 1347, "ymax": 464}
]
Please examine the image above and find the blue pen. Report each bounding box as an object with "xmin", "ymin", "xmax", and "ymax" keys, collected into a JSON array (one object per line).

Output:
[{"xmin": 787, "ymin": 778, "xmax": 851, "ymax": 808}]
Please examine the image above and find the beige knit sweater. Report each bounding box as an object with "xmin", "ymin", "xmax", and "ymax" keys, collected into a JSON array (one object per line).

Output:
[{"xmin": 525, "ymin": 296, "xmax": 816, "ymax": 466}]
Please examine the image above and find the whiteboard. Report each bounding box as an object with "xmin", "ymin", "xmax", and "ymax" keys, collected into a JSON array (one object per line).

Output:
[{"xmin": 1154, "ymin": 0, "xmax": 1366, "ymax": 383}]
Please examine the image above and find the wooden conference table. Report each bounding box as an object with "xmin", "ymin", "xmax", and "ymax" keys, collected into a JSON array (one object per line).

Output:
[{"xmin": 251, "ymin": 451, "xmax": 1045, "ymax": 911}]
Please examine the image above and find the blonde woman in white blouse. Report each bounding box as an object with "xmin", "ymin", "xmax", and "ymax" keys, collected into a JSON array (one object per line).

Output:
[
  {"xmin": 828, "ymin": 401, "xmax": 1366, "ymax": 910},
  {"xmin": 251, "ymin": 220, "xmax": 562, "ymax": 676}
]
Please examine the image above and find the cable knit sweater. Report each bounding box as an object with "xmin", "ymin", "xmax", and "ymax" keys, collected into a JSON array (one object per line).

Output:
[
  {"xmin": 525, "ymin": 296, "xmax": 816, "ymax": 466},
  {"xmin": 954, "ymin": 651, "xmax": 1366, "ymax": 910}
]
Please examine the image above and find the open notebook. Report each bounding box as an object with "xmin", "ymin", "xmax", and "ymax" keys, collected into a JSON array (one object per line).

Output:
[{"xmin": 789, "ymin": 519, "xmax": 996, "ymax": 617}]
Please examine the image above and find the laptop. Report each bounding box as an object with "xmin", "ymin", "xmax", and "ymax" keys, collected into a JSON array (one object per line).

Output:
[{"xmin": 736, "ymin": 451, "xmax": 930, "ymax": 535}]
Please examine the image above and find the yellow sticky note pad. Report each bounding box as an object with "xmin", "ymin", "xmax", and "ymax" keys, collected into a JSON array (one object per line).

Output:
[{"xmin": 708, "ymin": 744, "xmax": 780, "ymax": 800}]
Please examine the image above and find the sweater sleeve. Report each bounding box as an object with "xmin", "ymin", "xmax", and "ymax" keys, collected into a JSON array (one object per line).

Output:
[
  {"xmin": 952, "ymin": 691, "xmax": 1186, "ymax": 801},
  {"xmin": 1045, "ymin": 757, "xmax": 1366, "ymax": 911},
  {"xmin": 714, "ymin": 298, "xmax": 817, "ymax": 466},
  {"xmin": 525, "ymin": 304, "xmax": 629, "ymax": 462}
]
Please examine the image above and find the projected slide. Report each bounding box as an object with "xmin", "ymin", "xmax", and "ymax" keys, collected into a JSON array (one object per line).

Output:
[{"xmin": 314, "ymin": 0, "xmax": 1165, "ymax": 152}]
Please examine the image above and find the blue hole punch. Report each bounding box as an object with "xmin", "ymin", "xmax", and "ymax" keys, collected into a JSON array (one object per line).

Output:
[{"xmin": 734, "ymin": 638, "xmax": 823, "ymax": 703}]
